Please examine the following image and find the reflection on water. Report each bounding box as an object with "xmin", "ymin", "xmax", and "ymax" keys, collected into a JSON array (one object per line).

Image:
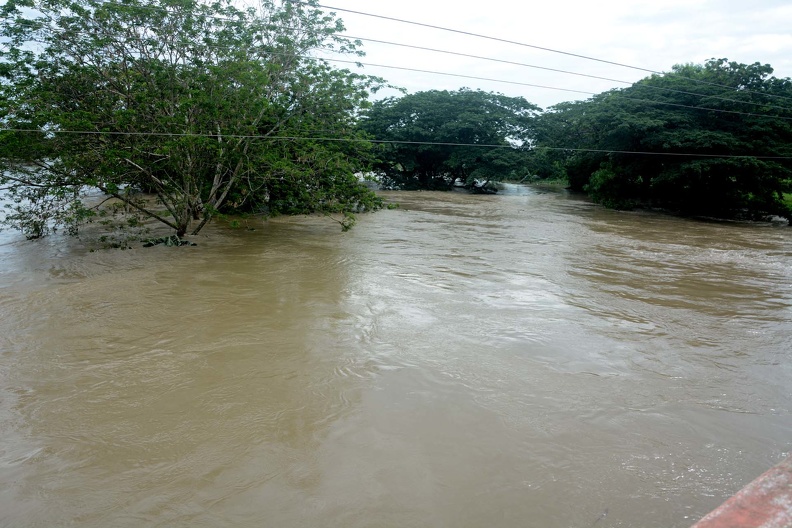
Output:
[{"xmin": 1, "ymin": 185, "xmax": 790, "ymax": 527}]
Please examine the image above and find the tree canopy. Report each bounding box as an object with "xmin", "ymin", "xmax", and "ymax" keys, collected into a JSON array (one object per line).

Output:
[
  {"xmin": 361, "ymin": 89, "xmax": 539, "ymax": 190},
  {"xmin": 533, "ymin": 59, "xmax": 792, "ymax": 220},
  {"xmin": 0, "ymin": 0, "xmax": 384, "ymax": 241}
]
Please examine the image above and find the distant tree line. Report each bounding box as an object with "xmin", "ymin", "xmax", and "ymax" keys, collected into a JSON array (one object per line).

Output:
[{"xmin": 361, "ymin": 60, "xmax": 792, "ymax": 222}]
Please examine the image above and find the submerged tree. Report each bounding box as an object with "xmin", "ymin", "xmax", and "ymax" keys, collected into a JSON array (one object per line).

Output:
[
  {"xmin": 361, "ymin": 89, "xmax": 539, "ymax": 190},
  {"xmin": 0, "ymin": 0, "xmax": 384, "ymax": 240}
]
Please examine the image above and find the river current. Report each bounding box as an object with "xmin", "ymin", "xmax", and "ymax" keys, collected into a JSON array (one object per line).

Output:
[{"xmin": 1, "ymin": 185, "xmax": 790, "ymax": 527}]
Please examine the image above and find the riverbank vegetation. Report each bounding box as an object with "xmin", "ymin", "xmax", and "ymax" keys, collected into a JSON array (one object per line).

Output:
[
  {"xmin": 2, "ymin": 1, "xmax": 791, "ymax": 243},
  {"xmin": 533, "ymin": 59, "xmax": 792, "ymax": 221}
]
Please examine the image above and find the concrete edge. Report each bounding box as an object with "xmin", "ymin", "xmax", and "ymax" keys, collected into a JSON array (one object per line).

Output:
[{"xmin": 690, "ymin": 455, "xmax": 792, "ymax": 528}]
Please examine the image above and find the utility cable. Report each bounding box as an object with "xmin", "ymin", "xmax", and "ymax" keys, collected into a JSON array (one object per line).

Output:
[
  {"xmin": 303, "ymin": 1, "xmax": 792, "ymax": 105},
  {"xmin": 321, "ymin": 57, "xmax": 792, "ymax": 121},
  {"xmin": 336, "ymin": 34, "xmax": 792, "ymax": 113},
  {"xmin": 7, "ymin": 4, "xmax": 792, "ymax": 122},
  {"xmin": 4, "ymin": 29, "xmax": 792, "ymax": 123},
  {"xmin": 12, "ymin": 0, "xmax": 792, "ymax": 109},
  {"xmin": 8, "ymin": 1, "xmax": 792, "ymax": 112},
  {"xmin": 2, "ymin": 128, "xmax": 791, "ymax": 159},
  {"xmin": 4, "ymin": 37, "xmax": 792, "ymax": 123},
  {"xmin": 326, "ymin": 57, "xmax": 594, "ymax": 96}
]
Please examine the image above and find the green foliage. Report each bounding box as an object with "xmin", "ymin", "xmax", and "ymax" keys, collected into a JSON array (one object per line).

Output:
[
  {"xmin": 585, "ymin": 165, "xmax": 639, "ymax": 209},
  {"xmin": 521, "ymin": 149, "xmax": 568, "ymax": 183},
  {"xmin": 532, "ymin": 59, "xmax": 792, "ymax": 221},
  {"xmin": 782, "ymin": 194, "xmax": 792, "ymax": 217},
  {"xmin": 0, "ymin": 0, "xmax": 384, "ymax": 240},
  {"xmin": 361, "ymin": 89, "xmax": 539, "ymax": 190}
]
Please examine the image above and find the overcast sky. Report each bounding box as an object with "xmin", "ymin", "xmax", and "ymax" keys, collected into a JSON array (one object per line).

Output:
[{"xmin": 315, "ymin": 0, "xmax": 792, "ymax": 109}]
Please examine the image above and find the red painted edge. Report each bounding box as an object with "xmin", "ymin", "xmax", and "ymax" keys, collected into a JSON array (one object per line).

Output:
[{"xmin": 691, "ymin": 455, "xmax": 792, "ymax": 528}]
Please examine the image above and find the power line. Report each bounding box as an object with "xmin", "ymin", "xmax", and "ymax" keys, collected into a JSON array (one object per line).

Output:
[
  {"xmin": 304, "ymin": 1, "xmax": 792, "ymax": 105},
  {"xmin": 9, "ymin": 0, "xmax": 792, "ymax": 116},
  {"xmin": 326, "ymin": 57, "xmax": 594, "ymax": 96},
  {"xmin": 299, "ymin": 2, "xmax": 657, "ymax": 73},
  {"xmin": 339, "ymin": 34, "xmax": 631, "ymax": 85},
  {"xmin": 5, "ymin": 34, "xmax": 792, "ymax": 123},
  {"xmin": 320, "ymin": 57, "xmax": 792, "ymax": 122},
  {"xmin": 2, "ymin": 128, "xmax": 791, "ymax": 159},
  {"xmin": 5, "ymin": 30, "xmax": 792, "ymax": 122},
  {"xmin": 337, "ymin": 34, "xmax": 792, "ymax": 114},
  {"xmin": 7, "ymin": 4, "xmax": 792, "ymax": 123}
]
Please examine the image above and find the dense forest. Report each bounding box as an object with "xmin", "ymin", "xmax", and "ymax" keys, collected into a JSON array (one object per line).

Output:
[{"xmin": 2, "ymin": 0, "xmax": 791, "ymax": 244}]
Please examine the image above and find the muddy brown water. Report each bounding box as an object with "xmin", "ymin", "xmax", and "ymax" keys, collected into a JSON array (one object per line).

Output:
[{"xmin": 1, "ymin": 185, "xmax": 790, "ymax": 527}]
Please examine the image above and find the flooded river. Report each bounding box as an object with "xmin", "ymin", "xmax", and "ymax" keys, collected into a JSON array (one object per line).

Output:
[{"xmin": 1, "ymin": 185, "xmax": 790, "ymax": 527}]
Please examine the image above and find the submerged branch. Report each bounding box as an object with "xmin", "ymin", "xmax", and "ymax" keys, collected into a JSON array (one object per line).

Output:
[{"xmin": 96, "ymin": 185, "xmax": 179, "ymax": 231}]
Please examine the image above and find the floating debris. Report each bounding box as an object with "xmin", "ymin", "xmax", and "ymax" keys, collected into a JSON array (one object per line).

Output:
[{"xmin": 142, "ymin": 235, "xmax": 197, "ymax": 247}]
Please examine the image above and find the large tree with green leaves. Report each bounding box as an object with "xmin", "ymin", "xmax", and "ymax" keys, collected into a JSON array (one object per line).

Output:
[
  {"xmin": 533, "ymin": 59, "xmax": 792, "ymax": 219},
  {"xmin": 361, "ymin": 88, "xmax": 539, "ymax": 190},
  {"xmin": 0, "ymin": 0, "xmax": 383, "ymax": 240}
]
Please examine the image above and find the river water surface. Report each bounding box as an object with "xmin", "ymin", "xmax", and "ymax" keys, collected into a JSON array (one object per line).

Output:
[{"xmin": 1, "ymin": 186, "xmax": 790, "ymax": 527}]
